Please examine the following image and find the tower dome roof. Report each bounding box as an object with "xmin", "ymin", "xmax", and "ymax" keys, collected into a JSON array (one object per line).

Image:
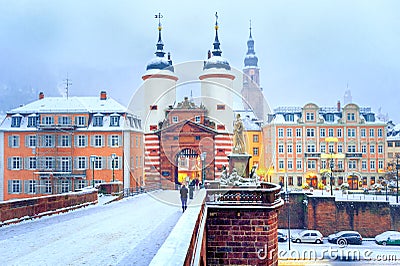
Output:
[
  {"xmin": 146, "ymin": 13, "xmax": 174, "ymax": 72},
  {"xmin": 203, "ymin": 12, "xmax": 231, "ymax": 71}
]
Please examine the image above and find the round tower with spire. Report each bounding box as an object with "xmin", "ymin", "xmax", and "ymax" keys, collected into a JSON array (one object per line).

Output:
[
  {"xmin": 241, "ymin": 20, "xmax": 265, "ymax": 122},
  {"xmin": 142, "ymin": 13, "xmax": 178, "ymax": 133},
  {"xmin": 199, "ymin": 12, "xmax": 236, "ymax": 133}
]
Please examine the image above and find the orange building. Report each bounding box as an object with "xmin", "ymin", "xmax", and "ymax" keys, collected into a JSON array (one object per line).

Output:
[
  {"xmin": 264, "ymin": 102, "xmax": 386, "ymax": 190},
  {"xmin": 0, "ymin": 91, "xmax": 143, "ymax": 201}
]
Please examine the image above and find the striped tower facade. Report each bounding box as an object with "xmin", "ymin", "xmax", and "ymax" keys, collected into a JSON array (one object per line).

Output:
[
  {"xmin": 214, "ymin": 133, "xmax": 233, "ymax": 178},
  {"xmin": 144, "ymin": 133, "xmax": 161, "ymax": 188}
]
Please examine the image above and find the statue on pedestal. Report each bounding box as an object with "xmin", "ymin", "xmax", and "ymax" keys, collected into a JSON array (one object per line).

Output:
[{"xmin": 233, "ymin": 114, "xmax": 245, "ymax": 154}]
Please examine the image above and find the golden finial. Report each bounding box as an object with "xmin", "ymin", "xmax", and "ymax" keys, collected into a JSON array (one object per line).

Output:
[
  {"xmin": 155, "ymin": 12, "xmax": 163, "ymax": 31},
  {"xmin": 214, "ymin": 12, "xmax": 219, "ymax": 30}
]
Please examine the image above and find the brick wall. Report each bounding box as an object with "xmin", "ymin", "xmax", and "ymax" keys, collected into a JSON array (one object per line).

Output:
[
  {"xmin": 206, "ymin": 207, "xmax": 279, "ymax": 265},
  {"xmin": 0, "ymin": 189, "xmax": 97, "ymax": 226},
  {"xmin": 278, "ymin": 192, "xmax": 308, "ymax": 229}
]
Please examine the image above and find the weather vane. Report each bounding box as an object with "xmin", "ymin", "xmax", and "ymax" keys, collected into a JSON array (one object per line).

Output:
[{"xmin": 155, "ymin": 12, "xmax": 163, "ymax": 28}]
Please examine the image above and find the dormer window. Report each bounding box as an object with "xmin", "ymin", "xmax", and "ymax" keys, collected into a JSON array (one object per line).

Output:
[
  {"xmin": 172, "ymin": 116, "xmax": 178, "ymax": 123},
  {"xmin": 27, "ymin": 115, "xmax": 38, "ymax": 127},
  {"xmin": 11, "ymin": 114, "xmax": 22, "ymax": 128},
  {"xmin": 347, "ymin": 112, "xmax": 355, "ymax": 121},
  {"xmin": 110, "ymin": 114, "xmax": 120, "ymax": 127},
  {"xmin": 75, "ymin": 116, "xmax": 86, "ymax": 127},
  {"xmin": 306, "ymin": 112, "xmax": 314, "ymax": 121},
  {"xmin": 93, "ymin": 114, "xmax": 103, "ymax": 127},
  {"xmin": 195, "ymin": 116, "xmax": 201, "ymax": 123}
]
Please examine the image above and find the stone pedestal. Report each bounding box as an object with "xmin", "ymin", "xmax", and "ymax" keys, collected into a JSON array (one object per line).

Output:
[{"xmin": 228, "ymin": 153, "xmax": 252, "ymax": 178}]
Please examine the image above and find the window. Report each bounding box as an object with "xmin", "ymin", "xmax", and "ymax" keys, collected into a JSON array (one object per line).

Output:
[
  {"xmin": 296, "ymin": 144, "xmax": 302, "ymax": 153},
  {"xmin": 337, "ymin": 160, "xmax": 343, "ymax": 170},
  {"xmin": 8, "ymin": 135, "xmax": 20, "ymax": 148},
  {"xmin": 94, "ymin": 156, "xmax": 103, "ymax": 169},
  {"xmin": 328, "ymin": 144, "xmax": 334, "ymax": 153},
  {"xmin": 347, "ymin": 145, "xmax": 356, "ymax": 153},
  {"xmin": 59, "ymin": 116, "xmax": 71, "ymax": 125},
  {"xmin": 61, "ymin": 180, "xmax": 70, "ymax": 193},
  {"xmin": 136, "ymin": 136, "xmax": 139, "ymax": 147},
  {"xmin": 307, "ymin": 160, "xmax": 316, "ymax": 169},
  {"xmin": 307, "ymin": 144, "xmax": 316, "ymax": 152},
  {"xmin": 76, "ymin": 157, "xmax": 87, "ymax": 170},
  {"xmin": 172, "ymin": 116, "xmax": 178, "ymax": 123},
  {"xmin": 297, "ymin": 176, "xmax": 303, "ymax": 186},
  {"xmin": 320, "ymin": 128, "xmax": 326, "ymax": 137},
  {"xmin": 287, "ymin": 128, "xmax": 292, "ymax": 137},
  {"xmin": 109, "ymin": 135, "xmax": 120, "ymax": 147},
  {"xmin": 278, "ymin": 144, "xmax": 284, "ymax": 153},
  {"xmin": 327, "ymin": 128, "xmax": 334, "ymax": 137},
  {"xmin": 285, "ymin": 114, "xmax": 294, "ymax": 122},
  {"xmin": 287, "ymin": 160, "xmax": 293, "ymax": 169},
  {"xmin": 93, "ymin": 135, "xmax": 104, "ymax": 147},
  {"xmin": 11, "ymin": 116, "xmax": 22, "ymax": 127},
  {"xmin": 370, "ymin": 160, "xmax": 375, "ymax": 170},
  {"xmin": 278, "ymin": 160, "xmax": 284, "ymax": 169},
  {"xmin": 27, "ymin": 157, "xmax": 37, "ymax": 169},
  {"xmin": 378, "ymin": 145, "xmax": 383, "ymax": 154},
  {"xmin": 361, "ymin": 129, "xmax": 366, "ymax": 137},
  {"xmin": 195, "ymin": 116, "xmax": 201, "ymax": 123},
  {"xmin": 320, "ymin": 144, "xmax": 326, "ymax": 153},
  {"xmin": 348, "ymin": 160, "xmax": 357, "ymax": 169},
  {"xmin": 288, "ymin": 176, "xmax": 293, "ymax": 185},
  {"xmin": 75, "ymin": 180, "xmax": 86, "ymax": 190},
  {"xmin": 110, "ymin": 115, "xmax": 120, "ymax": 127},
  {"xmin": 296, "ymin": 160, "xmax": 302, "ymax": 169},
  {"xmin": 76, "ymin": 135, "xmax": 87, "ymax": 147},
  {"xmin": 370, "ymin": 177, "xmax": 375, "ymax": 185},
  {"xmin": 26, "ymin": 135, "xmax": 37, "ymax": 147},
  {"xmin": 362, "ymin": 160, "xmax": 367, "ymax": 170},
  {"xmin": 296, "ymin": 128, "xmax": 302, "ymax": 137},
  {"xmin": 347, "ymin": 112, "xmax": 355, "ymax": 121},
  {"xmin": 321, "ymin": 160, "xmax": 326, "ymax": 169},
  {"xmin": 111, "ymin": 155, "xmax": 120, "ymax": 169},
  {"xmin": 8, "ymin": 180, "xmax": 21, "ymax": 193},
  {"xmin": 306, "ymin": 128, "xmax": 315, "ymax": 137},
  {"xmin": 216, "ymin": 104, "xmax": 225, "ymax": 110},
  {"xmin": 44, "ymin": 180, "xmax": 52, "ymax": 194},
  {"xmin": 337, "ymin": 128, "xmax": 342, "ymax": 137},
  {"xmin": 253, "ymin": 134, "xmax": 259, "ymax": 142},
  {"xmin": 58, "ymin": 135, "xmax": 71, "ymax": 147},
  {"xmin": 42, "ymin": 116, "xmax": 54, "ymax": 125},
  {"xmin": 361, "ymin": 144, "xmax": 367, "ymax": 154},
  {"xmin": 378, "ymin": 128, "xmax": 383, "ymax": 137},
  {"xmin": 59, "ymin": 157, "xmax": 71, "ymax": 172},
  {"xmin": 24, "ymin": 180, "xmax": 37, "ymax": 194},
  {"xmin": 253, "ymin": 147, "xmax": 259, "ymax": 156},
  {"xmin": 287, "ymin": 144, "xmax": 293, "ymax": 153},
  {"xmin": 338, "ymin": 144, "xmax": 343, "ymax": 153},
  {"xmin": 41, "ymin": 135, "xmax": 54, "ymax": 147},
  {"xmin": 378, "ymin": 160, "xmax": 384, "ymax": 169},
  {"xmin": 306, "ymin": 112, "xmax": 314, "ymax": 121},
  {"xmin": 278, "ymin": 128, "xmax": 284, "ymax": 138},
  {"xmin": 42, "ymin": 157, "xmax": 54, "ymax": 170},
  {"xmin": 93, "ymin": 115, "xmax": 103, "ymax": 127},
  {"xmin": 27, "ymin": 116, "xmax": 38, "ymax": 127},
  {"xmin": 370, "ymin": 145, "xmax": 375, "ymax": 153},
  {"xmin": 150, "ymin": 105, "xmax": 158, "ymax": 110},
  {"xmin": 9, "ymin": 157, "xmax": 22, "ymax": 170},
  {"xmin": 369, "ymin": 128, "xmax": 375, "ymax": 137},
  {"xmin": 347, "ymin": 128, "xmax": 356, "ymax": 137},
  {"xmin": 75, "ymin": 116, "xmax": 86, "ymax": 126}
]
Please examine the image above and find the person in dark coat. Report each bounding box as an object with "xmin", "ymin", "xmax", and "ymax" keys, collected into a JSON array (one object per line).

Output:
[{"xmin": 180, "ymin": 184, "xmax": 189, "ymax": 212}]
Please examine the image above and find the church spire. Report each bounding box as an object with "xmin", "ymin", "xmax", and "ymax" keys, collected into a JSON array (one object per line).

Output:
[{"xmin": 244, "ymin": 20, "xmax": 258, "ymax": 67}]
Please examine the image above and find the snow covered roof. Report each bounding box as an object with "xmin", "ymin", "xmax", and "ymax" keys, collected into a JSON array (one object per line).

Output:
[
  {"xmin": 8, "ymin": 96, "xmax": 128, "ymax": 114},
  {"xmin": 387, "ymin": 124, "xmax": 400, "ymax": 140},
  {"xmin": 203, "ymin": 56, "xmax": 231, "ymax": 70},
  {"xmin": 145, "ymin": 56, "xmax": 174, "ymax": 72}
]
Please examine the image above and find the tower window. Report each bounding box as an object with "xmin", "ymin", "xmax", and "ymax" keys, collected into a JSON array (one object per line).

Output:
[
  {"xmin": 217, "ymin": 104, "xmax": 225, "ymax": 110},
  {"xmin": 150, "ymin": 105, "xmax": 158, "ymax": 110}
]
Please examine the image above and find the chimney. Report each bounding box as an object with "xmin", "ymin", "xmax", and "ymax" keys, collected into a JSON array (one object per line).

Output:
[
  {"xmin": 337, "ymin": 100, "xmax": 341, "ymax": 112},
  {"xmin": 100, "ymin": 91, "xmax": 107, "ymax": 100},
  {"xmin": 39, "ymin": 92, "xmax": 44, "ymax": 100}
]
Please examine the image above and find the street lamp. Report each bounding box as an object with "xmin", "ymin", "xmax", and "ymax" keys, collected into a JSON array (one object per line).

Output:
[
  {"xmin": 111, "ymin": 153, "xmax": 116, "ymax": 182},
  {"xmin": 285, "ymin": 173, "xmax": 291, "ymax": 251},
  {"xmin": 90, "ymin": 155, "xmax": 96, "ymax": 188},
  {"xmin": 200, "ymin": 152, "xmax": 207, "ymax": 188},
  {"xmin": 330, "ymin": 156, "xmax": 334, "ymax": 196}
]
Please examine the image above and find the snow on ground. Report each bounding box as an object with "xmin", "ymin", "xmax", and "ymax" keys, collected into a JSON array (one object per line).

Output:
[{"xmin": 0, "ymin": 190, "xmax": 188, "ymax": 266}]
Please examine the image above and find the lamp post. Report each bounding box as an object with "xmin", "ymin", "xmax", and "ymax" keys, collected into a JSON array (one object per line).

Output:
[
  {"xmin": 90, "ymin": 155, "xmax": 96, "ymax": 187},
  {"xmin": 330, "ymin": 155, "xmax": 334, "ymax": 196},
  {"xmin": 285, "ymin": 173, "xmax": 291, "ymax": 251},
  {"xmin": 200, "ymin": 152, "xmax": 207, "ymax": 188},
  {"xmin": 397, "ymin": 155, "xmax": 399, "ymax": 203},
  {"xmin": 111, "ymin": 153, "xmax": 116, "ymax": 182}
]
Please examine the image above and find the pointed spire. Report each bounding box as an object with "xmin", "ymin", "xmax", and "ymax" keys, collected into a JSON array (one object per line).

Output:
[
  {"xmin": 212, "ymin": 12, "xmax": 222, "ymax": 56},
  {"xmin": 244, "ymin": 19, "xmax": 258, "ymax": 67},
  {"xmin": 155, "ymin": 12, "xmax": 165, "ymax": 57}
]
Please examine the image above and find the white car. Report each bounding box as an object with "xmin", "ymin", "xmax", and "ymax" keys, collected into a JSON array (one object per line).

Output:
[{"xmin": 291, "ymin": 230, "xmax": 324, "ymax": 244}]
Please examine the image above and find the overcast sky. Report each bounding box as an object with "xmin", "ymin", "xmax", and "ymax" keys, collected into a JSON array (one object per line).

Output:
[{"xmin": 1, "ymin": 0, "xmax": 399, "ymax": 122}]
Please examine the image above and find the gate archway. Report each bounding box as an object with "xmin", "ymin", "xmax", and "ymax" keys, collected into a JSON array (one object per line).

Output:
[{"xmin": 175, "ymin": 148, "xmax": 201, "ymax": 185}]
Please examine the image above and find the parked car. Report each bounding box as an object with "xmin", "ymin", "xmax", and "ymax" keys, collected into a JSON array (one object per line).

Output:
[
  {"xmin": 291, "ymin": 230, "xmax": 323, "ymax": 244},
  {"xmin": 328, "ymin": 231, "xmax": 362, "ymax": 245},
  {"xmin": 375, "ymin": 231, "xmax": 400, "ymax": 246},
  {"xmin": 278, "ymin": 231, "xmax": 288, "ymax": 242}
]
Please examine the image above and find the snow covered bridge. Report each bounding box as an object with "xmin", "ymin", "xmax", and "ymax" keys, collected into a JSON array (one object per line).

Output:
[{"xmin": 0, "ymin": 190, "xmax": 201, "ymax": 265}]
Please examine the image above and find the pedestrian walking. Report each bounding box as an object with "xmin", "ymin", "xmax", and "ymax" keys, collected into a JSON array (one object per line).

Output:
[{"xmin": 180, "ymin": 184, "xmax": 189, "ymax": 212}]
